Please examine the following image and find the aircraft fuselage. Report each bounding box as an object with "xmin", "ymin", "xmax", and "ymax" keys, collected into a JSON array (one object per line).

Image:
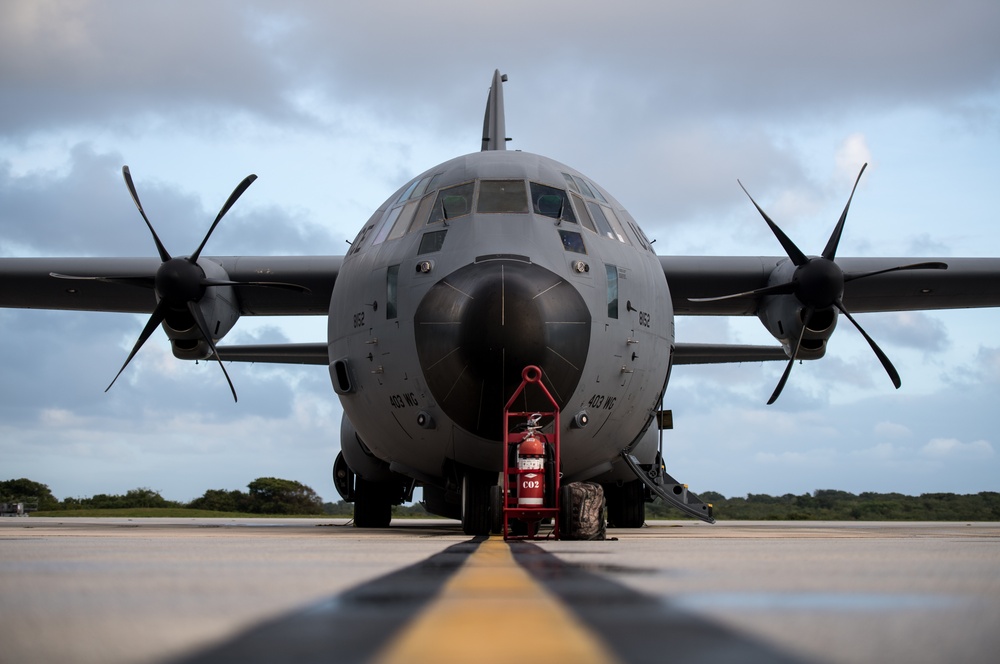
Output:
[{"xmin": 329, "ymin": 149, "xmax": 672, "ymax": 501}]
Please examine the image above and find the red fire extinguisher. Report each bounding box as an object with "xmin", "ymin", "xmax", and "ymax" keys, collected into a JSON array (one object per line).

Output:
[{"xmin": 517, "ymin": 413, "xmax": 545, "ymax": 507}]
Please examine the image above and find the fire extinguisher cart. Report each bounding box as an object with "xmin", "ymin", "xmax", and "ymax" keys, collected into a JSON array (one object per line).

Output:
[{"xmin": 500, "ymin": 365, "xmax": 561, "ymax": 541}]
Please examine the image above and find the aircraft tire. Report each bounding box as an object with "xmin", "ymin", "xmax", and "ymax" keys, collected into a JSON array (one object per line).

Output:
[
  {"xmin": 489, "ymin": 484, "xmax": 504, "ymax": 534},
  {"xmin": 461, "ymin": 473, "xmax": 492, "ymax": 536},
  {"xmin": 605, "ymin": 479, "xmax": 645, "ymax": 528},
  {"xmin": 353, "ymin": 478, "xmax": 393, "ymax": 528}
]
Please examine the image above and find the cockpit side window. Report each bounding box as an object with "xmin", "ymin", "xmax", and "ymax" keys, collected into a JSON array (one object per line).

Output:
[
  {"xmin": 562, "ymin": 172, "xmax": 580, "ymax": 194},
  {"xmin": 601, "ymin": 204, "xmax": 632, "ymax": 245},
  {"xmin": 428, "ymin": 182, "xmax": 475, "ymax": 224},
  {"xmin": 530, "ymin": 183, "xmax": 576, "ymax": 223},
  {"xmin": 477, "ymin": 180, "xmax": 528, "ymax": 213},
  {"xmin": 407, "ymin": 192, "xmax": 436, "ymax": 234},
  {"xmin": 349, "ymin": 205, "xmax": 387, "ymax": 255},
  {"xmin": 586, "ymin": 201, "xmax": 617, "ymax": 240},
  {"xmin": 571, "ymin": 194, "xmax": 597, "ymax": 233},
  {"xmin": 397, "ymin": 173, "xmax": 438, "ymax": 204},
  {"xmin": 620, "ymin": 209, "xmax": 652, "ymax": 252}
]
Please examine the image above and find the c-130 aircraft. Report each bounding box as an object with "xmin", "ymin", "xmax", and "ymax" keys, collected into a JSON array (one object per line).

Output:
[{"xmin": 3, "ymin": 71, "xmax": 999, "ymax": 535}]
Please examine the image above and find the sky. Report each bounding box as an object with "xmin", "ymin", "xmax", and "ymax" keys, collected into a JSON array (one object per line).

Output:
[{"xmin": 1, "ymin": 0, "xmax": 999, "ymax": 503}]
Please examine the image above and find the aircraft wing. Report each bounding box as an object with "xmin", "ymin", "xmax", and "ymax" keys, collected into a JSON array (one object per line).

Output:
[
  {"xmin": 664, "ymin": 256, "xmax": 1000, "ymax": 316},
  {"xmin": 0, "ymin": 256, "xmax": 340, "ymax": 315}
]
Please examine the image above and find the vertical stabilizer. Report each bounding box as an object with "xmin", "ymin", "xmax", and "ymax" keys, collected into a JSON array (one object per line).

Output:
[{"xmin": 481, "ymin": 70, "xmax": 508, "ymax": 151}]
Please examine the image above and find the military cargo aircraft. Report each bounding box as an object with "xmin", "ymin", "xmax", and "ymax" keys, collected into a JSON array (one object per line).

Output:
[{"xmin": 3, "ymin": 71, "xmax": 999, "ymax": 534}]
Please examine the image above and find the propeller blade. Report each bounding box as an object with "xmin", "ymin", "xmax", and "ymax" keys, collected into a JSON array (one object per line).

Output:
[
  {"xmin": 834, "ymin": 299, "xmax": 901, "ymax": 389},
  {"xmin": 50, "ymin": 273, "xmax": 155, "ymax": 289},
  {"xmin": 190, "ymin": 174, "xmax": 257, "ymax": 263},
  {"xmin": 843, "ymin": 261, "xmax": 948, "ymax": 283},
  {"xmin": 106, "ymin": 302, "xmax": 167, "ymax": 393},
  {"xmin": 738, "ymin": 180, "xmax": 809, "ymax": 266},
  {"xmin": 200, "ymin": 278, "xmax": 312, "ymax": 293},
  {"xmin": 186, "ymin": 301, "xmax": 238, "ymax": 402},
  {"xmin": 122, "ymin": 166, "xmax": 172, "ymax": 263},
  {"xmin": 821, "ymin": 163, "xmax": 867, "ymax": 261},
  {"xmin": 767, "ymin": 307, "xmax": 812, "ymax": 404},
  {"xmin": 689, "ymin": 281, "xmax": 796, "ymax": 303}
]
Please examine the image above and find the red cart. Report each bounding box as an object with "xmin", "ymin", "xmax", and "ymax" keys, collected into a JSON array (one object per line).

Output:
[{"xmin": 500, "ymin": 365, "xmax": 561, "ymax": 540}]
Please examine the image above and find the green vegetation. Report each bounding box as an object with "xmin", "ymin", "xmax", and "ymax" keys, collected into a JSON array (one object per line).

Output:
[
  {"xmin": 4, "ymin": 477, "xmax": 436, "ymax": 518},
  {"xmin": 7, "ymin": 478, "xmax": 999, "ymax": 521},
  {"xmin": 3, "ymin": 477, "xmax": 328, "ymax": 517},
  {"xmin": 649, "ymin": 489, "xmax": 1000, "ymax": 521}
]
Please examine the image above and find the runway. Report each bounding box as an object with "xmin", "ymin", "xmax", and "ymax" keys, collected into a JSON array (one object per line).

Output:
[{"xmin": 1, "ymin": 518, "xmax": 998, "ymax": 664}]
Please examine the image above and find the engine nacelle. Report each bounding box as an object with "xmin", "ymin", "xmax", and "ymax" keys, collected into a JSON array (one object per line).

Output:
[
  {"xmin": 758, "ymin": 294, "xmax": 838, "ymax": 361},
  {"xmin": 163, "ymin": 259, "xmax": 241, "ymax": 360}
]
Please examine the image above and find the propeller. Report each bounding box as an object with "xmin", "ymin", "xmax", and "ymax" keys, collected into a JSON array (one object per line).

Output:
[
  {"xmin": 53, "ymin": 166, "xmax": 309, "ymax": 402},
  {"xmin": 691, "ymin": 164, "xmax": 947, "ymax": 404}
]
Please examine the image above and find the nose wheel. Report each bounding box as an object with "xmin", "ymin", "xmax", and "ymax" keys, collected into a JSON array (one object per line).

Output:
[{"xmin": 461, "ymin": 471, "xmax": 494, "ymax": 536}]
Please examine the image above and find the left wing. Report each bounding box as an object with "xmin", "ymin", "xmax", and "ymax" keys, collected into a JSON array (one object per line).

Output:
[
  {"xmin": 664, "ymin": 255, "xmax": 1000, "ymax": 316},
  {"xmin": 664, "ymin": 254, "xmax": 1000, "ymax": 402}
]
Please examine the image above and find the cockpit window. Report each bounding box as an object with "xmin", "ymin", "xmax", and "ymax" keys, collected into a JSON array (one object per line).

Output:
[
  {"xmin": 477, "ymin": 180, "xmax": 528, "ymax": 213},
  {"xmin": 601, "ymin": 204, "xmax": 632, "ymax": 245},
  {"xmin": 530, "ymin": 183, "xmax": 576, "ymax": 223},
  {"xmin": 586, "ymin": 201, "xmax": 617, "ymax": 240},
  {"xmin": 428, "ymin": 182, "xmax": 474, "ymax": 224},
  {"xmin": 571, "ymin": 194, "xmax": 598, "ymax": 234},
  {"xmin": 397, "ymin": 173, "xmax": 438, "ymax": 204},
  {"xmin": 407, "ymin": 192, "xmax": 436, "ymax": 234},
  {"xmin": 562, "ymin": 172, "xmax": 580, "ymax": 194}
]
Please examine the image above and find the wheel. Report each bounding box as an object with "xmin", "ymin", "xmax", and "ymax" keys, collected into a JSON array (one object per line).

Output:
[
  {"xmin": 605, "ymin": 479, "xmax": 645, "ymax": 528},
  {"xmin": 558, "ymin": 484, "xmax": 572, "ymax": 537},
  {"xmin": 353, "ymin": 478, "xmax": 393, "ymax": 528},
  {"xmin": 461, "ymin": 472, "xmax": 492, "ymax": 536},
  {"xmin": 489, "ymin": 484, "xmax": 503, "ymax": 535}
]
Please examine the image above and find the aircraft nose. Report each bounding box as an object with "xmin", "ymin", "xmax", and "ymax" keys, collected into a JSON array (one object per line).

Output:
[{"xmin": 414, "ymin": 260, "xmax": 591, "ymax": 439}]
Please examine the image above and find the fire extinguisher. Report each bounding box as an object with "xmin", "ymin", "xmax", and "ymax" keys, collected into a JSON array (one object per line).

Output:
[{"xmin": 517, "ymin": 413, "xmax": 545, "ymax": 507}]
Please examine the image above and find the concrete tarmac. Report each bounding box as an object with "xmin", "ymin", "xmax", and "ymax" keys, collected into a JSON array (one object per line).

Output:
[{"xmin": 1, "ymin": 518, "xmax": 998, "ymax": 664}]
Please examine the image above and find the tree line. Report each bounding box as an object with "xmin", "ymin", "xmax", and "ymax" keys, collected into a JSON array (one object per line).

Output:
[
  {"xmin": 4, "ymin": 478, "xmax": 999, "ymax": 520},
  {"xmin": 649, "ymin": 489, "xmax": 1000, "ymax": 521},
  {"xmin": 1, "ymin": 477, "xmax": 325, "ymax": 516}
]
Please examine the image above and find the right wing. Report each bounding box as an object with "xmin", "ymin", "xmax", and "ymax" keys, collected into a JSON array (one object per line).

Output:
[{"xmin": 0, "ymin": 256, "xmax": 340, "ymax": 315}]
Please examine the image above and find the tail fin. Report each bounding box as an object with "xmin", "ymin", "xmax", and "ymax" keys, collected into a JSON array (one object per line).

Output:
[{"xmin": 481, "ymin": 70, "xmax": 509, "ymax": 151}]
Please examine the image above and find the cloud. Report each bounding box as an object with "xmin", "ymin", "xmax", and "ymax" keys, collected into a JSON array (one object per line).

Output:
[
  {"xmin": 873, "ymin": 421, "xmax": 912, "ymax": 439},
  {"xmin": 862, "ymin": 312, "xmax": 950, "ymax": 352},
  {"xmin": 920, "ymin": 438, "xmax": 994, "ymax": 459},
  {"xmin": 0, "ymin": 143, "xmax": 336, "ymax": 258},
  {"xmin": 835, "ymin": 133, "xmax": 873, "ymax": 183},
  {"xmin": 1, "ymin": 0, "xmax": 999, "ymax": 503}
]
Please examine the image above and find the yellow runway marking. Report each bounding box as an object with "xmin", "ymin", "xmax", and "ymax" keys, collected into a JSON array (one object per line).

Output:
[{"xmin": 374, "ymin": 537, "xmax": 620, "ymax": 664}]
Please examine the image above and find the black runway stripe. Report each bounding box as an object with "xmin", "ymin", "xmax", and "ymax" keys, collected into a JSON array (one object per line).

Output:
[
  {"xmin": 172, "ymin": 537, "xmax": 485, "ymax": 664},
  {"xmin": 174, "ymin": 536, "xmax": 805, "ymax": 664},
  {"xmin": 510, "ymin": 541, "xmax": 805, "ymax": 663}
]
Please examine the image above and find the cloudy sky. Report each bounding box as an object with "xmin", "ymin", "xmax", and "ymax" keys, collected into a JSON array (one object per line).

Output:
[{"xmin": 2, "ymin": 0, "xmax": 999, "ymax": 504}]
